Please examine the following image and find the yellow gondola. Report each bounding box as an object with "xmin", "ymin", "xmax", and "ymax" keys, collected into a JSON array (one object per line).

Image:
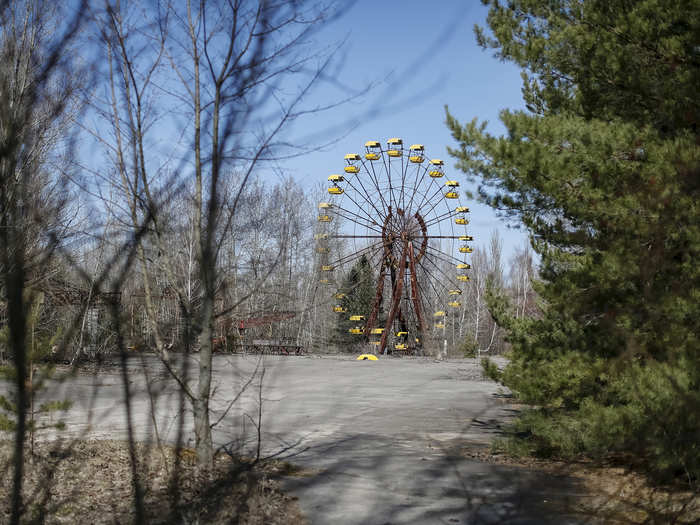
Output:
[
  {"xmin": 434, "ymin": 323, "xmax": 445, "ymax": 329},
  {"xmin": 459, "ymin": 246, "xmax": 473, "ymax": 253},
  {"xmin": 370, "ymin": 328, "xmax": 384, "ymax": 335},
  {"xmin": 344, "ymin": 165, "xmax": 360, "ymax": 174},
  {"xmin": 369, "ymin": 341, "xmax": 381, "ymax": 346},
  {"xmin": 314, "ymin": 233, "xmax": 328, "ymax": 240},
  {"xmin": 456, "ymin": 206, "xmax": 470, "ymax": 213},
  {"xmin": 459, "ymin": 235, "xmax": 474, "ymax": 241},
  {"xmin": 387, "ymin": 137, "xmax": 402, "ymax": 157},
  {"xmin": 455, "ymin": 217, "xmax": 467, "ymax": 225},
  {"xmin": 409, "ymin": 144, "xmax": 424, "ymax": 163},
  {"xmin": 395, "ymin": 331, "xmax": 408, "ymax": 337},
  {"xmin": 457, "ymin": 275, "xmax": 470, "ymax": 282},
  {"xmin": 445, "ymin": 191, "xmax": 458, "ymax": 199},
  {"xmin": 328, "ymin": 174, "xmax": 344, "ymax": 182},
  {"xmin": 434, "ymin": 310, "xmax": 445, "ymax": 317},
  {"xmin": 349, "ymin": 315, "xmax": 365, "ymax": 321},
  {"xmin": 456, "ymin": 263, "xmax": 471, "ymax": 269},
  {"xmin": 429, "ymin": 169, "xmax": 444, "ymax": 178},
  {"xmin": 320, "ymin": 278, "xmax": 330, "ymax": 284},
  {"xmin": 328, "ymin": 186, "xmax": 343, "ymax": 195},
  {"xmin": 349, "ymin": 328, "xmax": 363, "ymax": 334},
  {"xmin": 333, "ymin": 305, "xmax": 347, "ymax": 313},
  {"xmin": 318, "ymin": 215, "xmax": 332, "ymax": 222},
  {"xmin": 334, "ymin": 292, "xmax": 346, "ymax": 299},
  {"xmin": 395, "ymin": 343, "xmax": 408, "ymax": 350},
  {"xmin": 321, "ymin": 265, "xmax": 334, "ymax": 271},
  {"xmin": 445, "ymin": 180, "xmax": 459, "ymax": 187},
  {"xmin": 448, "ymin": 301, "xmax": 461, "ymax": 308},
  {"xmin": 365, "ymin": 140, "xmax": 381, "ymax": 160},
  {"xmin": 344, "ymin": 153, "xmax": 361, "ymax": 161},
  {"xmin": 430, "ymin": 158, "xmax": 444, "ymax": 166},
  {"xmin": 319, "ymin": 202, "xmax": 333, "ymax": 209},
  {"xmin": 449, "ymin": 289, "xmax": 462, "ymax": 295}
]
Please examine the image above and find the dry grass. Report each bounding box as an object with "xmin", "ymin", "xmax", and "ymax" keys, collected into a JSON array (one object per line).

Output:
[{"xmin": 0, "ymin": 439, "xmax": 307, "ymax": 524}]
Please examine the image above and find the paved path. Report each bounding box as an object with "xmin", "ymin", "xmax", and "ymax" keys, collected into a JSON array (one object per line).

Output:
[{"xmin": 37, "ymin": 355, "xmax": 590, "ymax": 524}]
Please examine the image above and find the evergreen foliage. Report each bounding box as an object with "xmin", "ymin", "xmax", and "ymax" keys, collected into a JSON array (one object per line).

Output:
[
  {"xmin": 334, "ymin": 255, "xmax": 376, "ymax": 349},
  {"xmin": 447, "ymin": 0, "xmax": 699, "ymax": 481}
]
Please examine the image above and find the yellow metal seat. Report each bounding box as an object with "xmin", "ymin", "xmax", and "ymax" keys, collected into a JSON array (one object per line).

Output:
[
  {"xmin": 456, "ymin": 263, "xmax": 471, "ymax": 269},
  {"xmin": 387, "ymin": 137, "xmax": 402, "ymax": 157},
  {"xmin": 321, "ymin": 265, "xmax": 334, "ymax": 271},
  {"xmin": 328, "ymin": 174, "xmax": 344, "ymax": 182},
  {"xmin": 448, "ymin": 289, "xmax": 462, "ymax": 295},
  {"xmin": 365, "ymin": 140, "xmax": 381, "ymax": 160},
  {"xmin": 328, "ymin": 186, "xmax": 344, "ymax": 195},
  {"xmin": 314, "ymin": 233, "xmax": 328, "ymax": 240},
  {"xmin": 455, "ymin": 217, "xmax": 467, "ymax": 225},
  {"xmin": 319, "ymin": 202, "xmax": 333, "ymax": 209},
  {"xmin": 395, "ymin": 343, "xmax": 408, "ymax": 350},
  {"xmin": 334, "ymin": 292, "xmax": 346, "ymax": 299},
  {"xmin": 409, "ymin": 144, "xmax": 424, "ymax": 163},
  {"xmin": 434, "ymin": 323, "xmax": 445, "ymax": 329},
  {"xmin": 318, "ymin": 215, "xmax": 332, "ymax": 222},
  {"xmin": 459, "ymin": 235, "xmax": 474, "ymax": 241},
  {"xmin": 445, "ymin": 191, "xmax": 458, "ymax": 199},
  {"xmin": 395, "ymin": 331, "xmax": 408, "ymax": 337},
  {"xmin": 430, "ymin": 159, "xmax": 444, "ymax": 165},
  {"xmin": 349, "ymin": 328, "xmax": 363, "ymax": 335},
  {"xmin": 448, "ymin": 301, "xmax": 461, "ymax": 308},
  {"xmin": 370, "ymin": 327, "xmax": 384, "ymax": 335},
  {"xmin": 320, "ymin": 278, "xmax": 330, "ymax": 284},
  {"xmin": 344, "ymin": 153, "xmax": 361, "ymax": 161},
  {"xmin": 456, "ymin": 206, "xmax": 469, "ymax": 213},
  {"xmin": 344, "ymin": 165, "xmax": 360, "ymax": 174},
  {"xmin": 459, "ymin": 246, "xmax": 473, "ymax": 253},
  {"xmin": 457, "ymin": 275, "xmax": 470, "ymax": 282},
  {"xmin": 434, "ymin": 310, "xmax": 445, "ymax": 317},
  {"xmin": 333, "ymin": 305, "xmax": 347, "ymax": 313},
  {"xmin": 445, "ymin": 180, "xmax": 459, "ymax": 187},
  {"xmin": 429, "ymin": 170, "xmax": 444, "ymax": 178},
  {"xmin": 349, "ymin": 315, "xmax": 365, "ymax": 321}
]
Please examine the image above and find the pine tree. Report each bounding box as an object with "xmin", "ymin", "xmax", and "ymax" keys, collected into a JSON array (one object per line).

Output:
[
  {"xmin": 334, "ymin": 255, "xmax": 376, "ymax": 349},
  {"xmin": 447, "ymin": 0, "xmax": 699, "ymax": 480}
]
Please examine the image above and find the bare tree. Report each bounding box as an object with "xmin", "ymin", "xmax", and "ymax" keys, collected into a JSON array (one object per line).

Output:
[
  {"xmin": 88, "ymin": 0, "xmax": 346, "ymax": 466},
  {"xmin": 0, "ymin": 1, "xmax": 87, "ymax": 521}
]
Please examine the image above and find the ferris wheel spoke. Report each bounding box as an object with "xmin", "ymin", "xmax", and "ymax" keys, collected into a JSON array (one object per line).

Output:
[
  {"xmin": 344, "ymin": 172, "xmax": 386, "ymax": 222},
  {"xmin": 364, "ymin": 159, "xmax": 390, "ymax": 216},
  {"xmin": 326, "ymin": 240, "xmax": 384, "ymax": 268},
  {"xmin": 332, "ymin": 205, "xmax": 383, "ymax": 234},
  {"xmin": 424, "ymin": 244, "xmax": 470, "ymax": 266},
  {"xmin": 423, "ymin": 209, "xmax": 459, "ymax": 228},
  {"xmin": 334, "ymin": 185, "xmax": 383, "ymax": 228},
  {"xmin": 405, "ymin": 161, "xmax": 430, "ymax": 214}
]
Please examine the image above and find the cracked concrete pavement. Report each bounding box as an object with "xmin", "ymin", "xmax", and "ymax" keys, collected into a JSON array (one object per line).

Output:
[{"xmin": 25, "ymin": 355, "xmax": 591, "ymax": 524}]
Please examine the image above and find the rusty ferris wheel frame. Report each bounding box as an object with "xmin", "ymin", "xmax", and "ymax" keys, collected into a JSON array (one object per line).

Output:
[{"xmin": 316, "ymin": 138, "xmax": 473, "ymax": 356}]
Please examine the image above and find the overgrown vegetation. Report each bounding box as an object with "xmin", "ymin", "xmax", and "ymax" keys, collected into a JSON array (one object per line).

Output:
[{"xmin": 447, "ymin": 0, "xmax": 699, "ymax": 482}]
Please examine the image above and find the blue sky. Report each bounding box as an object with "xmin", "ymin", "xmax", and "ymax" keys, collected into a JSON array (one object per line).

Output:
[{"xmin": 278, "ymin": 0, "xmax": 531, "ymax": 263}]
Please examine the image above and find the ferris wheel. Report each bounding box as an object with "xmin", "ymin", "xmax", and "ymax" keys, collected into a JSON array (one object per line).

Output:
[{"xmin": 315, "ymin": 138, "xmax": 473, "ymax": 356}]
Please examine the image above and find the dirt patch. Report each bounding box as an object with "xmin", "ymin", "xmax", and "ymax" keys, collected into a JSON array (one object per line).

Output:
[
  {"xmin": 459, "ymin": 445, "xmax": 699, "ymax": 524},
  {"xmin": 0, "ymin": 440, "xmax": 307, "ymax": 524}
]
